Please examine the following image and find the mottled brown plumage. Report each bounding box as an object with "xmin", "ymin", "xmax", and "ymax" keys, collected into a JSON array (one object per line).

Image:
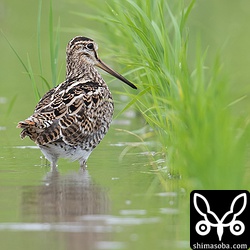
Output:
[{"xmin": 17, "ymin": 36, "xmax": 136, "ymax": 169}]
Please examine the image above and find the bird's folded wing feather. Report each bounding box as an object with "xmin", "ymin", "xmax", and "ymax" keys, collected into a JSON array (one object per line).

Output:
[{"xmin": 17, "ymin": 81, "xmax": 108, "ymax": 146}]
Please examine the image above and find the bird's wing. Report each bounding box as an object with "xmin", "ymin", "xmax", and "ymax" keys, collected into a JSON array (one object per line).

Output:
[{"xmin": 17, "ymin": 81, "xmax": 113, "ymax": 146}]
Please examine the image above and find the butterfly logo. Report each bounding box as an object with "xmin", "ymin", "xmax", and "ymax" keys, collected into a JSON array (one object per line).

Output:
[{"xmin": 193, "ymin": 193, "xmax": 247, "ymax": 241}]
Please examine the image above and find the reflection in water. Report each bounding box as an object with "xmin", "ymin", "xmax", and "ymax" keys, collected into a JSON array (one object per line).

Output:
[
  {"xmin": 4, "ymin": 167, "xmax": 182, "ymax": 250},
  {"xmin": 21, "ymin": 169, "xmax": 111, "ymax": 250},
  {"xmin": 22, "ymin": 169, "xmax": 110, "ymax": 222}
]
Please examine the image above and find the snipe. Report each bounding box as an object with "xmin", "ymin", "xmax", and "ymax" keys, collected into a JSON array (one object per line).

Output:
[{"xmin": 17, "ymin": 36, "xmax": 136, "ymax": 169}]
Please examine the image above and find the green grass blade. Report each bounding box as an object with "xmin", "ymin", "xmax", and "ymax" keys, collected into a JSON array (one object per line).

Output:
[
  {"xmin": 27, "ymin": 54, "xmax": 40, "ymax": 101},
  {"xmin": 37, "ymin": 0, "xmax": 43, "ymax": 76},
  {"xmin": 2, "ymin": 31, "xmax": 30, "ymax": 78},
  {"xmin": 6, "ymin": 94, "xmax": 18, "ymax": 117},
  {"xmin": 78, "ymin": 0, "xmax": 249, "ymax": 190}
]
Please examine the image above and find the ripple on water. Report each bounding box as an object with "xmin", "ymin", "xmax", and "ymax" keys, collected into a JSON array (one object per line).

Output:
[
  {"xmin": 0, "ymin": 214, "xmax": 161, "ymax": 233},
  {"xmin": 0, "ymin": 222, "xmax": 113, "ymax": 233},
  {"xmin": 12, "ymin": 146, "xmax": 39, "ymax": 149},
  {"xmin": 95, "ymin": 241, "xmax": 126, "ymax": 250},
  {"xmin": 80, "ymin": 214, "xmax": 161, "ymax": 226},
  {"xmin": 119, "ymin": 209, "xmax": 147, "ymax": 216},
  {"xmin": 0, "ymin": 97, "xmax": 7, "ymax": 104}
]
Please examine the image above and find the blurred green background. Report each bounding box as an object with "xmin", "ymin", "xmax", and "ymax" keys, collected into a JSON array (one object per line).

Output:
[
  {"xmin": 0, "ymin": 1, "xmax": 250, "ymax": 250},
  {"xmin": 1, "ymin": 0, "xmax": 250, "ymax": 118},
  {"xmin": 188, "ymin": 1, "xmax": 250, "ymax": 107},
  {"xmin": 1, "ymin": 1, "xmax": 249, "ymax": 120}
]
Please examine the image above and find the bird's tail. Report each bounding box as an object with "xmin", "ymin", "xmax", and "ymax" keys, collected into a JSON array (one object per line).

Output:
[
  {"xmin": 17, "ymin": 120, "xmax": 35, "ymax": 128},
  {"xmin": 17, "ymin": 120, "xmax": 36, "ymax": 140}
]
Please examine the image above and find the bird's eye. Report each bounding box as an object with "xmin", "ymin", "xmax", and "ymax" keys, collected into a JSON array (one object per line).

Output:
[{"xmin": 86, "ymin": 43, "xmax": 94, "ymax": 50}]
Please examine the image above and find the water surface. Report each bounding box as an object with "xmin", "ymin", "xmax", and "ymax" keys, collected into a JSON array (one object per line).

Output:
[{"xmin": 0, "ymin": 125, "xmax": 186, "ymax": 250}]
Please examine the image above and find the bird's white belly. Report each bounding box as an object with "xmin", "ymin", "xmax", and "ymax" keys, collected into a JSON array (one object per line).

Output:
[{"xmin": 40, "ymin": 143, "xmax": 92, "ymax": 165}]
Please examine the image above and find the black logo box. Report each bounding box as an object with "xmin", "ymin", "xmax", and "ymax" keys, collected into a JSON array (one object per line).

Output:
[{"xmin": 190, "ymin": 190, "xmax": 250, "ymax": 249}]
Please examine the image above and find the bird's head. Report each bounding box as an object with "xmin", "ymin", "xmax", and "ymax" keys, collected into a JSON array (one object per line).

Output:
[{"xmin": 66, "ymin": 36, "xmax": 137, "ymax": 89}]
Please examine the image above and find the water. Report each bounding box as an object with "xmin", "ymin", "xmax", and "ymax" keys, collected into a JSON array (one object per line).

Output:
[
  {"xmin": 0, "ymin": 124, "xmax": 186, "ymax": 250},
  {"xmin": 0, "ymin": 69, "xmax": 187, "ymax": 249}
]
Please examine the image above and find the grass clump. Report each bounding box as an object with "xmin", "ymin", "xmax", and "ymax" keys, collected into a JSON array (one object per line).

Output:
[
  {"xmin": 4, "ymin": 0, "xmax": 60, "ymax": 101},
  {"xmin": 79, "ymin": 0, "xmax": 249, "ymax": 190}
]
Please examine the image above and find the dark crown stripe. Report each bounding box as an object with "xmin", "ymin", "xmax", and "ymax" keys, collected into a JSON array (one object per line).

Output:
[{"xmin": 69, "ymin": 36, "xmax": 93, "ymax": 48}]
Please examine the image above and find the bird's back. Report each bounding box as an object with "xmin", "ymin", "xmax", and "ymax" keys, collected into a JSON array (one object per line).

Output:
[{"xmin": 17, "ymin": 78, "xmax": 114, "ymax": 164}]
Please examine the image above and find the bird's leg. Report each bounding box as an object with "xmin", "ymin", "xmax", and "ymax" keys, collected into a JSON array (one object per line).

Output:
[
  {"xmin": 79, "ymin": 160, "xmax": 87, "ymax": 169},
  {"xmin": 50, "ymin": 159, "xmax": 58, "ymax": 172}
]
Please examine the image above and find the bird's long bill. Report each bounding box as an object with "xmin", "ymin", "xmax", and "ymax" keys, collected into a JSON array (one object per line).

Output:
[{"xmin": 96, "ymin": 59, "xmax": 137, "ymax": 89}]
